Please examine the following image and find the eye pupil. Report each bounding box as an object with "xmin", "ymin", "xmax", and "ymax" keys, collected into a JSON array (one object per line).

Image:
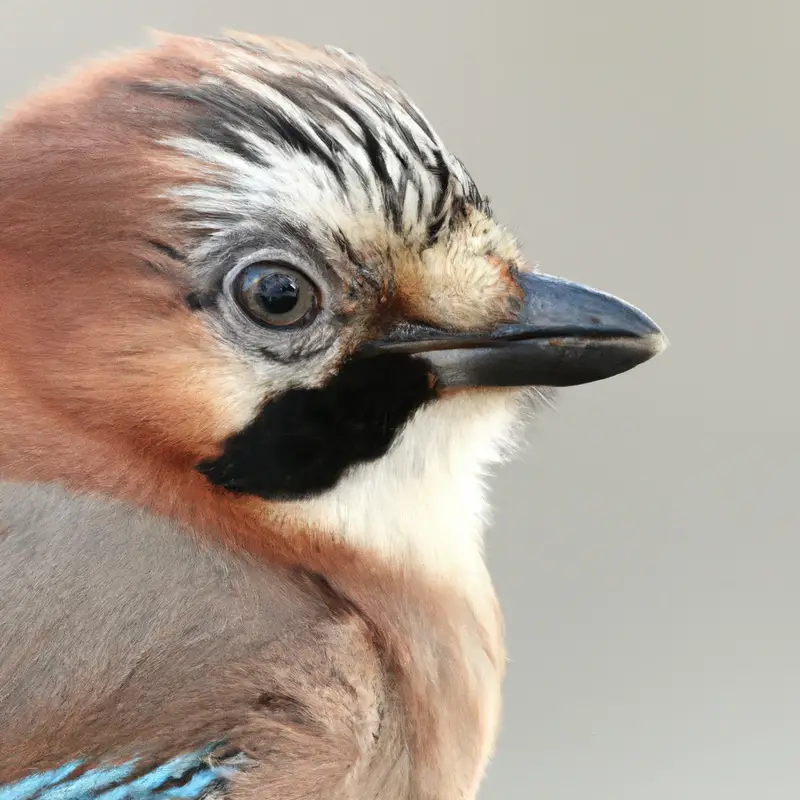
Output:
[{"xmin": 258, "ymin": 272, "xmax": 299, "ymax": 316}]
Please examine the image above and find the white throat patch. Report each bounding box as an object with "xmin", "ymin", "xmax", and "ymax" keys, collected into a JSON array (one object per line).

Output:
[{"xmin": 279, "ymin": 390, "xmax": 530, "ymax": 599}]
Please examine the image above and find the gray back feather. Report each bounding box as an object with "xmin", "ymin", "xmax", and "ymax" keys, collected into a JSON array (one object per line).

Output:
[{"xmin": 0, "ymin": 481, "xmax": 391, "ymax": 792}]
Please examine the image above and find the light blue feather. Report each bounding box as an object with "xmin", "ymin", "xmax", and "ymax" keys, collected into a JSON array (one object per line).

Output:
[{"xmin": 0, "ymin": 743, "xmax": 236, "ymax": 800}]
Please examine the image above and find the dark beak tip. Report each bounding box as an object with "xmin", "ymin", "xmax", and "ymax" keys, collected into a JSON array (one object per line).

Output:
[
  {"xmin": 628, "ymin": 329, "xmax": 669, "ymax": 370},
  {"xmin": 633, "ymin": 310, "xmax": 669, "ymax": 359},
  {"xmin": 649, "ymin": 329, "xmax": 670, "ymax": 355}
]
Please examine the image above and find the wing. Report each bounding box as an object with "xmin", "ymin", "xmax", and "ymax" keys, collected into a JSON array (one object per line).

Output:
[
  {"xmin": 0, "ymin": 481, "xmax": 383, "ymax": 796},
  {"xmin": 0, "ymin": 743, "xmax": 245, "ymax": 799}
]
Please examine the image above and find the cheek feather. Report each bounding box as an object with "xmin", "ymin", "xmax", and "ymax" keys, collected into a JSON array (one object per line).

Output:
[{"xmin": 196, "ymin": 352, "xmax": 437, "ymax": 500}]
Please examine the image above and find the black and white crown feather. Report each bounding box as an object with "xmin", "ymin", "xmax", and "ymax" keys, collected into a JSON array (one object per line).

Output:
[{"xmin": 135, "ymin": 35, "xmax": 489, "ymax": 251}]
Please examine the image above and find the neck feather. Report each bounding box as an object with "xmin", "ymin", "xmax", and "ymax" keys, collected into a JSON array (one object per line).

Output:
[{"xmin": 275, "ymin": 391, "xmax": 523, "ymax": 605}]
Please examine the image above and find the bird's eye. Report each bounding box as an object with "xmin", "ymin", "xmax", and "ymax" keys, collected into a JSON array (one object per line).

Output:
[{"xmin": 234, "ymin": 263, "xmax": 319, "ymax": 328}]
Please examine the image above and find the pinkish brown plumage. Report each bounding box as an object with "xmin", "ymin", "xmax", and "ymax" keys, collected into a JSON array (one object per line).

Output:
[{"xmin": 0, "ymin": 31, "xmax": 665, "ymax": 800}]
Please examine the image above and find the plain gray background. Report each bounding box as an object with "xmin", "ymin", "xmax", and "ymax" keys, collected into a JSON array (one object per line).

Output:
[{"xmin": 0, "ymin": 1, "xmax": 795, "ymax": 798}]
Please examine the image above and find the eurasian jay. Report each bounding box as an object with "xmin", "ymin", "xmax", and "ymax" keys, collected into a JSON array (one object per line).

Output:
[{"xmin": 0, "ymin": 31, "xmax": 666, "ymax": 800}]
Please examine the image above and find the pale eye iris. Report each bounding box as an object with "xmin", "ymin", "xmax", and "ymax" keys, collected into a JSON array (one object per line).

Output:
[{"xmin": 236, "ymin": 263, "xmax": 318, "ymax": 327}]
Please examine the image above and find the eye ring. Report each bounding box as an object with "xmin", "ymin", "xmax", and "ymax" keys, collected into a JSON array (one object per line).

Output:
[{"xmin": 234, "ymin": 262, "xmax": 319, "ymax": 328}]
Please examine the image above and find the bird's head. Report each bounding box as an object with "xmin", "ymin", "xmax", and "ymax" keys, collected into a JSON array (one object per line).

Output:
[{"xmin": 0, "ymin": 33, "xmax": 665, "ymax": 571}]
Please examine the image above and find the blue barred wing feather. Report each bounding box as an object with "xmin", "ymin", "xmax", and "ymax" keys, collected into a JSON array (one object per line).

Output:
[{"xmin": 0, "ymin": 743, "xmax": 247, "ymax": 800}]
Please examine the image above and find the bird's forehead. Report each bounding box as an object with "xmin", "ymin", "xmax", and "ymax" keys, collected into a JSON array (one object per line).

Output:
[
  {"xmin": 143, "ymin": 42, "xmax": 478, "ymax": 238},
  {"xmin": 139, "ymin": 34, "xmax": 522, "ymax": 328},
  {"xmin": 152, "ymin": 33, "xmax": 485, "ymax": 237}
]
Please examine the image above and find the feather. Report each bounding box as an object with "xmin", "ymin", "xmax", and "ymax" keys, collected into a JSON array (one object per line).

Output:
[{"xmin": 0, "ymin": 743, "xmax": 239, "ymax": 799}]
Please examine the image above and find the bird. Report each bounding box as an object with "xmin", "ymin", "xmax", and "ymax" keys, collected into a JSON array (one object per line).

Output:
[{"xmin": 0, "ymin": 31, "xmax": 666, "ymax": 800}]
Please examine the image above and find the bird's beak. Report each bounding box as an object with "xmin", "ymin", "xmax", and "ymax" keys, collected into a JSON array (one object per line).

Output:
[{"xmin": 359, "ymin": 270, "xmax": 668, "ymax": 388}]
